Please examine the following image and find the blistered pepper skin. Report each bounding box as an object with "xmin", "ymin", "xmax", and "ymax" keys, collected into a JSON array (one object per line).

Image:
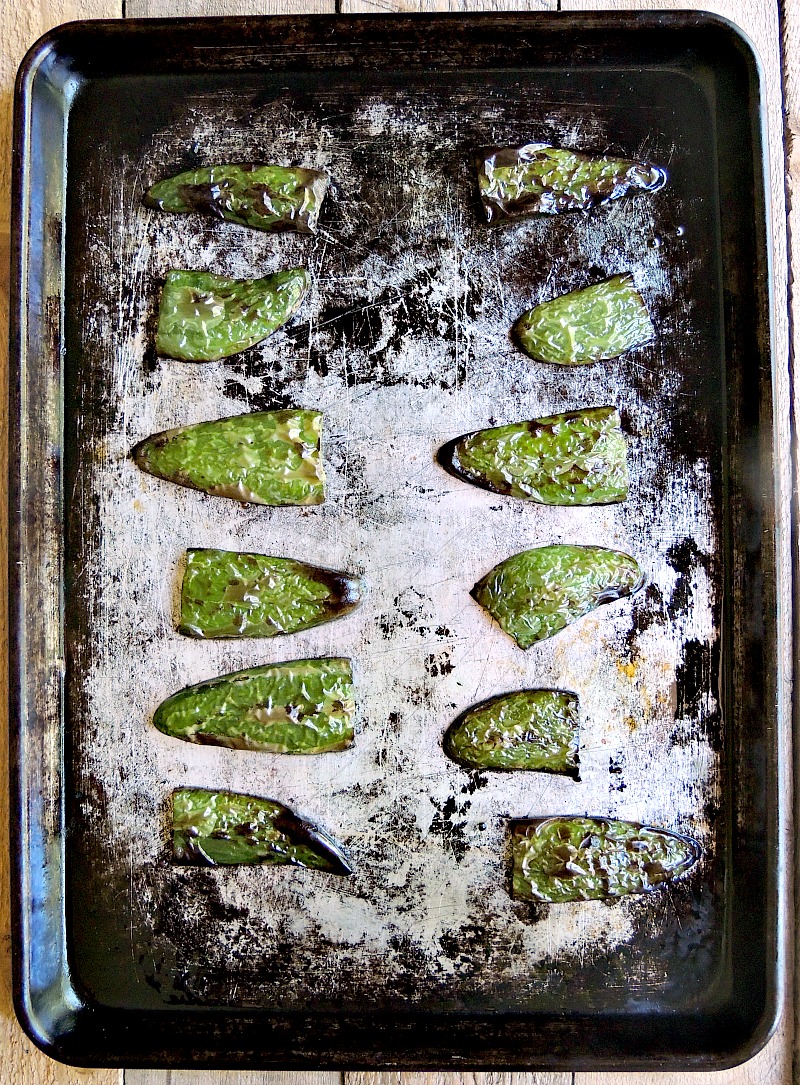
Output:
[
  {"xmin": 172, "ymin": 787, "xmax": 352, "ymax": 873},
  {"xmin": 439, "ymin": 406, "xmax": 628, "ymax": 505},
  {"xmin": 477, "ymin": 143, "xmax": 666, "ymax": 223},
  {"xmin": 132, "ymin": 409, "xmax": 325, "ymax": 506},
  {"xmin": 472, "ymin": 544, "xmax": 644, "ymax": 649},
  {"xmin": 510, "ymin": 817, "xmax": 699, "ymax": 903},
  {"xmin": 154, "ymin": 657, "xmax": 356, "ymax": 754},
  {"xmin": 179, "ymin": 549, "xmax": 363, "ymax": 639},
  {"xmin": 145, "ymin": 164, "xmax": 329, "ymax": 233},
  {"xmin": 514, "ymin": 274, "xmax": 654, "ymax": 366},
  {"xmin": 156, "ymin": 268, "xmax": 309, "ymax": 362},
  {"xmin": 443, "ymin": 690, "xmax": 580, "ymax": 776}
]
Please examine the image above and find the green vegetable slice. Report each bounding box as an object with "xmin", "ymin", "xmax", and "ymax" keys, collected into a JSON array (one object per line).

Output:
[
  {"xmin": 132, "ymin": 409, "xmax": 325, "ymax": 506},
  {"xmin": 156, "ymin": 268, "xmax": 309, "ymax": 361},
  {"xmin": 155, "ymin": 657, "xmax": 355, "ymax": 753},
  {"xmin": 510, "ymin": 817, "xmax": 699, "ymax": 902},
  {"xmin": 145, "ymin": 164, "xmax": 329, "ymax": 233},
  {"xmin": 472, "ymin": 544, "xmax": 644, "ymax": 649},
  {"xmin": 477, "ymin": 143, "xmax": 666, "ymax": 223},
  {"xmin": 439, "ymin": 406, "xmax": 628, "ymax": 504},
  {"xmin": 514, "ymin": 274, "xmax": 654, "ymax": 366},
  {"xmin": 179, "ymin": 549, "xmax": 363, "ymax": 639},
  {"xmin": 172, "ymin": 787, "xmax": 352, "ymax": 873},
  {"xmin": 444, "ymin": 690, "xmax": 579, "ymax": 776}
]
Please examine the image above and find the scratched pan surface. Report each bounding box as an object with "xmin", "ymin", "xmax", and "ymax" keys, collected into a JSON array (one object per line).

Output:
[{"xmin": 9, "ymin": 12, "xmax": 782, "ymax": 1071}]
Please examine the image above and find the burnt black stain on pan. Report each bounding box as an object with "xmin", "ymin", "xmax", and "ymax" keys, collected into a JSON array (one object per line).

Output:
[
  {"xmin": 666, "ymin": 537, "xmax": 713, "ymax": 620},
  {"xmin": 673, "ymin": 637, "xmax": 723, "ymax": 752}
]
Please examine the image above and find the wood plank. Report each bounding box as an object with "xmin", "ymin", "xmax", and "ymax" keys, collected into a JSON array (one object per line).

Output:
[
  {"xmin": 126, "ymin": 0, "xmax": 333, "ymax": 16},
  {"xmin": 340, "ymin": 1, "xmax": 556, "ymax": 13},
  {"xmin": 0, "ymin": 0, "xmax": 123, "ymax": 1080},
  {"xmin": 344, "ymin": 1074, "xmax": 571, "ymax": 1085},
  {"xmin": 126, "ymin": 1074, "xmax": 341, "ymax": 1085}
]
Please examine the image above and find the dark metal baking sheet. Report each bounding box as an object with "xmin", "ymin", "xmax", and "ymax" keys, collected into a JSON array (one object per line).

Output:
[{"xmin": 9, "ymin": 11, "xmax": 786, "ymax": 1070}]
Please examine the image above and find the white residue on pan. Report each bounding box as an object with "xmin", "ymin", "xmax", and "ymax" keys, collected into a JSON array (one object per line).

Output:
[{"xmin": 75, "ymin": 85, "xmax": 718, "ymax": 1009}]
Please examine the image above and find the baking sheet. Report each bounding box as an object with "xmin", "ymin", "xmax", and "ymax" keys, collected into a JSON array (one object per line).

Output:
[{"xmin": 11, "ymin": 13, "xmax": 783, "ymax": 1068}]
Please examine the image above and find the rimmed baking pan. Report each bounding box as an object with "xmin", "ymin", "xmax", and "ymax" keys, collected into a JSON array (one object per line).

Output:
[{"xmin": 9, "ymin": 11, "xmax": 787, "ymax": 1069}]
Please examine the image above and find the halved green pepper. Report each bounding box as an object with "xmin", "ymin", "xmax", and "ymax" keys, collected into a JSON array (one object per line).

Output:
[
  {"xmin": 472, "ymin": 544, "xmax": 644, "ymax": 649},
  {"xmin": 172, "ymin": 787, "xmax": 352, "ymax": 873},
  {"xmin": 439, "ymin": 406, "xmax": 628, "ymax": 504},
  {"xmin": 179, "ymin": 549, "xmax": 363, "ymax": 639},
  {"xmin": 477, "ymin": 143, "xmax": 666, "ymax": 222},
  {"xmin": 155, "ymin": 657, "xmax": 355, "ymax": 753},
  {"xmin": 444, "ymin": 690, "xmax": 579, "ymax": 776},
  {"xmin": 156, "ymin": 268, "xmax": 309, "ymax": 361},
  {"xmin": 145, "ymin": 164, "xmax": 329, "ymax": 233},
  {"xmin": 132, "ymin": 409, "xmax": 325, "ymax": 506},
  {"xmin": 514, "ymin": 274, "xmax": 654, "ymax": 366},
  {"xmin": 510, "ymin": 817, "xmax": 699, "ymax": 902}
]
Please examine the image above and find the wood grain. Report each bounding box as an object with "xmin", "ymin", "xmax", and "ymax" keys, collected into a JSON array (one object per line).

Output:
[
  {"xmin": 344, "ymin": 1075, "xmax": 571, "ymax": 1085},
  {"xmin": 338, "ymin": 2, "xmax": 556, "ymax": 13},
  {"xmin": 126, "ymin": 0, "xmax": 333, "ymax": 16},
  {"xmin": 127, "ymin": 1074, "xmax": 340, "ymax": 1085}
]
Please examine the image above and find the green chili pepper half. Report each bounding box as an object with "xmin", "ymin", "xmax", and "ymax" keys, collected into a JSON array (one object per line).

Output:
[
  {"xmin": 133, "ymin": 409, "xmax": 325, "ymax": 506},
  {"xmin": 156, "ymin": 268, "xmax": 308, "ymax": 361},
  {"xmin": 444, "ymin": 690, "xmax": 579, "ymax": 776},
  {"xmin": 514, "ymin": 274, "xmax": 654, "ymax": 366},
  {"xmin": 439, "ymin": 406, "xmax": 628, "ymax": 505},
  {"xmin": 472, "ymin": 544, "xmax": 644, "ymax": 649},
  {"xmin": 172, "ymin": 787, "xmax": 352, "ymax": 873},
  {"xmin": 154, "ymin": 657, "xmax": 355, "ymax": 754},
  {"xmin": 510, "ymin": 817, "xmax": 699, "ymax": 902},
  {"xmin": 477, "ymin": 143, "xmax": 665, "ymax": 223},
  {"xmin": 178, "ymin": 549, "xmax": 363, "ymax": 639},
  {"xmin": 145, "ymin": 164, "xmax": 329, "ymax": 233}
]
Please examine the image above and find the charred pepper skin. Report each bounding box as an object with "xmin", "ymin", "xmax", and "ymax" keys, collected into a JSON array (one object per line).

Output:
[
  {"xmin": 472, "ymin": 544, "xmax": 644, "ymax": 649},
  {"xmin": 439, "ymin": 406, "xmax": 628, "ymax": 505},
  {"xmin": 154, "ymin": 657, "xmax": 356, "ymax": 754},
  {"xmin": 443, "ymin": 690, "xmax": 580, "ymax": 776},
  {"xmin": 145, "ymin": 164, "xmax": 329, "ymax": 233},
  {"xmin": 477, "ymin": 143, "xmax": 666, "ymax": 223},
  {"xmin": 172, "ymin": 787, "xmax": 352, "ymax": 873},
  {"xmin": 179, "ymin": 549, "xmax": 363, "ymax": 639},
  {"xmin": 510, "ymin": 817, "xmax": 699, "ymax": 903},
  {"xmin": 514, "ymin": 274, "xmax": 654, "ymax": 366},
  {"xmin": 132, "ymin": 409, "xmax": 325, "ymax": 507},
  {"xmin": 156, "ymin": 268, "xmax": 309, "ymax": 362}
]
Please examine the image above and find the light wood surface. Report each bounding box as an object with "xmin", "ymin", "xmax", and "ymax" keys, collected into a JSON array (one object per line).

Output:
[{"xmin": 0, "ymin": 1, "xmax": 793, "ymax": 1084}]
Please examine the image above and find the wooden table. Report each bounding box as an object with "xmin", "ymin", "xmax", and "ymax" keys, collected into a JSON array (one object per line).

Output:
[{"xmin": 0, "ymin": 1, "xmax": 795, "ymax": 1083}]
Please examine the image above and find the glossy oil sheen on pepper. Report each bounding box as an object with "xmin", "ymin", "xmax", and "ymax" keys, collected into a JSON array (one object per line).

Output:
[
  {"xmin": 132, "ymin": 409, "xmax": 325, "ymax": 506},
  {"xmin": 172, "ymin": 787, "xmax": 352, "ymax": 873}
]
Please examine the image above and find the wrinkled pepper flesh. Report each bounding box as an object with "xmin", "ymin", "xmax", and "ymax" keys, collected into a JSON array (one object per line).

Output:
[
  {"xmin": 444, "ymin": 690, "xmax": 579, "ymax": 776},
  {"xmin": 132, "ymin": 409, "xmax": 325, "ymax": 506},
  {"xmin": 472, "ymin": 544, "xmax": 644, "ymax": 649},
  {"xmin": 179, "ymin": 548, "xmax": 363, "ymax": 639},
  {"xmin": 477, "ymin": 143, "xmax": 666, "ymax": 222},
  {"xmin": 145, "ymin": 164, "xmax": 329, "ymax": 233},
  {"xmin": 172, "ymin": 787, "xmax": 352, "ymax": 873},
  {"xmin": 439, "ymin": 406, "xmax": 628, "ymax": 504},
  {"xmin": 514, "ymin": 274, "xmax": 654, "ymax": 366},
  {"xmin": 510, "ymin": 816, "xmax": 699, "ymax": 902},
  {"xmin": 155, "ymin": 657, "xmax": 356, "ymax": 753},
  {"xmin": 156, "ymin": 268, "xmax": 308, "ymax": 361}
]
